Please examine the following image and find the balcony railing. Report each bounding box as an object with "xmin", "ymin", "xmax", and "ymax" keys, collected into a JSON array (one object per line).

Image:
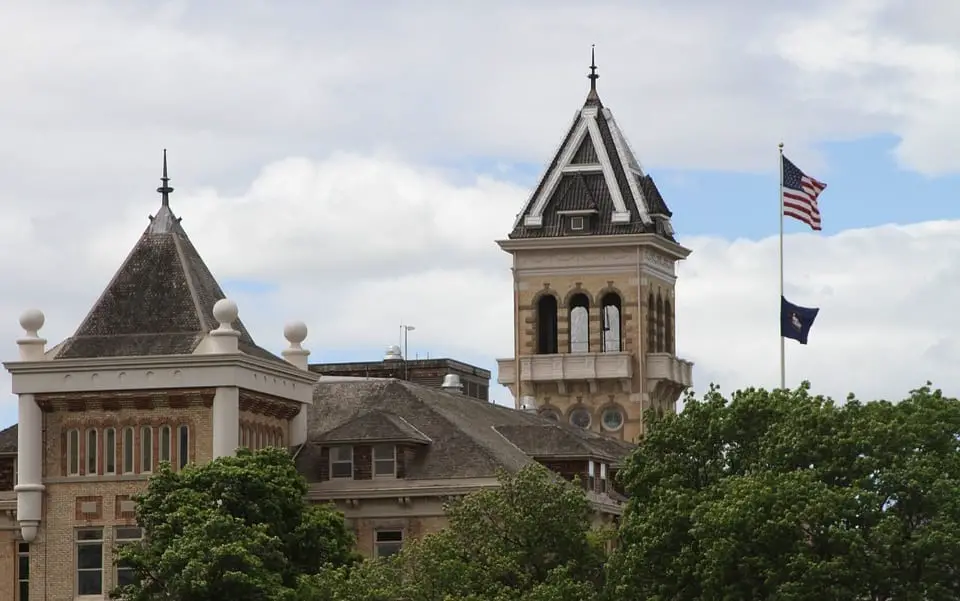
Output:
[{"xmin": 645, "ymin": 353, "xmax": 694, "ymax": 388}]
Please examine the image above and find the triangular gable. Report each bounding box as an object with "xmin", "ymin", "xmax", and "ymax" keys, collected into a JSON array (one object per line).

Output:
[{"xmin": 314, "ymin": 410, "xmax": 432, "ymax": 445}]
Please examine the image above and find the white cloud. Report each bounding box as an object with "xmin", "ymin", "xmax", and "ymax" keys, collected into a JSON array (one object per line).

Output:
[{"xmin": 3, "ymin": 154, "xmax": 960, "ymax": 430}]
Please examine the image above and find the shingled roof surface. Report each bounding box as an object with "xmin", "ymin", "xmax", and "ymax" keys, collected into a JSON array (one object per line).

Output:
[
  {"xmin": 55, "ymin": 203, "xmax": 283, "ymax": 364},
  {"xmin": 296, "ymin": 378, "xmax": 635, "ymax": 481},
  {"xmin": 0, "ymin": 425, "xmax": 17, "ymax": 454}
]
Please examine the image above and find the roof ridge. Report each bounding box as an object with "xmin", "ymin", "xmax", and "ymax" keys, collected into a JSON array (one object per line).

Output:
[{"xmin": 171, "ymin": 229, "xmax": 210, "ymax": 332}]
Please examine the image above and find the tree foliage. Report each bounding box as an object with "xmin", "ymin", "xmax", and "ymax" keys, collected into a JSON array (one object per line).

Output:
[
  {"xmin": 112, "ymin": 447, "xmax": 358, "ymax": 601},
  {"xmin": 607, "ymin": 382, "xmax": 960, "ymax": 601},
  {"xmin": 303, "ymin": 464, "xmax": 609, "ymax": 601}
]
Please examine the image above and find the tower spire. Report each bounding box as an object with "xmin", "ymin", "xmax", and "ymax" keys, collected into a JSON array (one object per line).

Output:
[
  {"xmin": 157, "ymin": 149, "xmax": 174, "ymax": 207},
  {"xmin": 588, "ymin": 44, "xmax": 598, "ymax": 91}
]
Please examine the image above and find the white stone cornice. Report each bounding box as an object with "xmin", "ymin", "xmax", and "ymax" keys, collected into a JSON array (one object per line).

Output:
[{"xmin": 497, "ymin": 233, "xmax": 691, "ymax": 261}]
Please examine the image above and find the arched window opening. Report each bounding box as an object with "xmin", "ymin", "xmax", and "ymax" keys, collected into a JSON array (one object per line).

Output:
[
  {"xmin": 104, "ymin": 428, "xmax": 116, "ymax": 475},
  {"xmin": 159, "ymin": 425, "xmax": 172, "ymax": 464},
  {"xmin": 536, "ymin": 295, "xmax": 558, "ymax": 355},
  {"xmin": 67, "ymin": 429, "xmax": 80, "ymax": 476},
  {"xmin": 601, "ymin": 292, "xmax": 622, "ymax": 353},
  {"xmin": 647, "ymin": 293, "xmax": 656, "ymax": 352},
  {"xmin": 140, "ymin": 427, "xmax": 153, "ymax": 473},
  {"xmin": 665, "ymin": 299, "xmax": 674, "ymax": 354},
  {"xmin": 122, "ymin": 428, "xmax": 134, "ymax": 474},
  {"xmin": 177, "ymin": 425, "xmax": 190, "ymax": 470},
  {"xmin": 86, "ymin": 429, "xmax": 98, "ymax": 475},
  {"xmin": 568, "ymin": 294, "xmax": 590, "ymax": 353},
  {"xmin": 656, "ymin": 294, "xmax": 665, "ymax": 353}
]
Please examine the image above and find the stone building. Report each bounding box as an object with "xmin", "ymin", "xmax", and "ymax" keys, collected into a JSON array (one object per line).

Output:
[
  {"xmin": 496, "ymin": 52, "xmax": 694, "ymax": 442},
  {"xmin": 0, "ymin": 131, "xmax": 633, "ymax": 598}
]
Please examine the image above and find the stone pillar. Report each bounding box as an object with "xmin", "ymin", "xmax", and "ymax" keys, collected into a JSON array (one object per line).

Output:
[
  {"xmin": 14, "ymin": 309, "xmax": 47, "ymax": 542},
  {"xmin": 211, "ymin": 386, "xmax": 239, "ymax": 459},
  {"xmin": 281, "ymin": 321, "xmax": 311, "ymax": 446}
]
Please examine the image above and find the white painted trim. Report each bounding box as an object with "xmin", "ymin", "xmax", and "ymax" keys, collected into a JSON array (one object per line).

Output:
[
  {"xmin": 605, "ymin": 112, "xmax": 652, "ymax": 224},
  {"xmin": 525, "ymin": 117, "xmax": 590, "ymax": 225},
  {"xmin": 561, "ymin": 164, "xmax": 603, "ymax": 173},
  {"xmin": 512, "ymin": 110, "xmax": 582, "ymax": 231},
  {"xmin": 583, "ymin": 112, "xmax": 629, "ymax": 217}
]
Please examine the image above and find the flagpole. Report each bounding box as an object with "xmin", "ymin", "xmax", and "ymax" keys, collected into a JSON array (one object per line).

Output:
[{"xmin": 778, "ymin": 142, "xmax": 786, "ymax": 389}]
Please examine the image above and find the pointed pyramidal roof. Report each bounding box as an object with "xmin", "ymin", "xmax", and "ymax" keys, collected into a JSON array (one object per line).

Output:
[
  {"xmin": 56, "ymin": 151, "xmax": 284, "ymax": 364},
  {"xmin": 510, "ymin": 48, "xmax": 676, "ymax": 240}
]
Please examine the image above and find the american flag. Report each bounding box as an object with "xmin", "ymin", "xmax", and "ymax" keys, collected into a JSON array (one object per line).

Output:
[{"xmin": 781, "ymin": 155, "xmax": 827, "ymax": 231}]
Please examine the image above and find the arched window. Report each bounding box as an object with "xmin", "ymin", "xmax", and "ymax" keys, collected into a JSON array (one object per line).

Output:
[
  {"xmin": 178, "ymin": 425, "xmax": 190, "ymax": 470},
  {"xmin": 536, "ymin": 294, "xmax": 558, "ymax": 354},
  {"xmin": 665, "ymin": 299, "xmax": 674, "ymax": 354},
  {"xmin": 647, "ymin": 293, "xmax": 656, "ymax": 352},
  {"xmin": 122, "ymin": 428, "xmax": 135, "ymax": 474},
  {"xmin": 140, "ymin": 427, "xmax": 153, "ymax": 473},
  {"xmin": 104, "ymin": 428, "xmax": 116, "ymax": 475},
  {"xmin": 86, "ymin": 429, "xmax": 98, "ymax": 475},
  {"xmin": 568, "ymin": 293, "xmax": 590, "ymax": 353},
  {"xmin": 601, "ymin": 292, "xmax": 622, "ymax": 352},
  {"xmin": 159, "ymin": 425, "xmax": 172, "ymax": 464},
  {"xmin": 656, "ymin": 293, "xmax": 665, "ymax": 352},
  {"xmin": 67, "ymin": 429, "xmax": 80, "ymax": 476}
]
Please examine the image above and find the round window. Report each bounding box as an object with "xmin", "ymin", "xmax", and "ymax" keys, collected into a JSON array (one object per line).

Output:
[
  {"xmin": 540, "ymin": 409, "xmax": 561, "ymax": 421},
  {"xmin": 601, "ymin": 407, "xmax": 624, "ymax": 431},
  {"xmin": 569, "ymin": 408, "xmax": 592, "ymax": 429}
]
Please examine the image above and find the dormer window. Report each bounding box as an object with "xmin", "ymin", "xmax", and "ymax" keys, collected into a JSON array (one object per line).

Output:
[
  {"xmin": 373, "ymin": 444, "xmax": 396, "ymax": 478},
  {"xmin": 330, "ymin": 446, "xmax": 354, "ymax": 479},
  {"xmin": 570, "ymin": 215, "xmax": 585, "ymax": 231}
]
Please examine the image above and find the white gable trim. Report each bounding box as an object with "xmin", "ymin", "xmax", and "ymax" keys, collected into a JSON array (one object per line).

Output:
[
  {"xmin": 561, "ymin": 164, "xmax": 603, "ymax": 173},
  {"xmin": 512, "ymin": 110, "xmax": 582, "ymax": 231},
  {"xmin": 583, "ymin": 107, "xmax": 630, "ymax": 223},
  {"xmin": 524, "ymin": 116, "xmax": 591, "ymax": 226},
  {"xmin": 605, "ymin": 111, "xmax": 651, "ymax": 224}
]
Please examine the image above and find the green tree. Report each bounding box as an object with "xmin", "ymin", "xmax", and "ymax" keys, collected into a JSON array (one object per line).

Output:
[
  {"xmin": 112, "ymin": 447, "xmax": 358, "ymax": 601},
  {"xmin": 304, "ymin": 464, "xmax": 609, "ymax": 601},
  {"xmin": 607, "ymin": 383, "xmax": 960, "ymax": 601}
]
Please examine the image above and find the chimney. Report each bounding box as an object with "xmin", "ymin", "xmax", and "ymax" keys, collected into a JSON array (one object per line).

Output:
[
  {"xmin": 520, "ymin": 395, "xmax": 538, "ymax": 413},
  {"xmin": 441, "ymin": 373, "xmax": 463, "ymax": 394},
  {"xmin": 384, "ymin": 345, "xmax": 403, "ymax": 361}
]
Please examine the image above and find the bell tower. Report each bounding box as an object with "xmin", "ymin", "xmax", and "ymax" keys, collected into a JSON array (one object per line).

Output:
[{"xmin": 496, "ymin": 50, "xmax": 694, "ymax": 442}]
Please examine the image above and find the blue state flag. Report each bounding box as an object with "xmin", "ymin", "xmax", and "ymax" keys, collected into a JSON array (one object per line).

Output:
[{"xmin": 781, "ymin": 296, "xmax": 819, "ymax": 345}]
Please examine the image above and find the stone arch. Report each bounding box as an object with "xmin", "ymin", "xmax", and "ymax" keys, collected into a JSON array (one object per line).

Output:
[
  {"xmin": 533, "ymin": 286, "xmax": 560, "ymax": 355},
  {"xmin": 562, "ymin": 283, "xmax": 595, "ymax": 308},
  {"xmin": 598, "ymin": 402, "xmax": 627, "ymax": 432},
  {"xmin": 565, "ymin": 404, "xmax": 595, "ymax": 429}
]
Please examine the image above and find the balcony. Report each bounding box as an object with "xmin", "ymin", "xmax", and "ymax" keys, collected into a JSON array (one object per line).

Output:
[
  {"xmin": 645, "ymin": 353, "xmax": 694, "ymax": 399},
  {"xmin": 497, "ymin": 352, "xmax": 633, "ymax": 393}
]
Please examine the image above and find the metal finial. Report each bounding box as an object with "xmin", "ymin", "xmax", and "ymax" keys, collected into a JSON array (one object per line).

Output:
[
  {"xmin": 157, "ymin": 148, "xmax": 174, "ymax": 207},
  {"xmin": 588, "ymin": 44, "xmax": 598, "ymax": 90}
]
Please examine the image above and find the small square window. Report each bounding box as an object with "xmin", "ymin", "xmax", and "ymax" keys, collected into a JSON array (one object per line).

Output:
[
  {"xmin": 570, "ymin": 216, "xmax": 585, "ymax": 231},
  {"xmin": 330, "ymin": 446, "xmax": 354, "ymax": 480},
  {"xmin": 374, "ymin": 530, "xmax": 404, "ymax": 558}
]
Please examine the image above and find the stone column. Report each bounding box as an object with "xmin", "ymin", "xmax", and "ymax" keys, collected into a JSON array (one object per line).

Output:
[
  {"xmin": 211, "ymin": 386, "xmax": 239, "ymax": 459},
  {"xmin": 14, "ymin": 310, "xmax": 47, "ymax": 542}
]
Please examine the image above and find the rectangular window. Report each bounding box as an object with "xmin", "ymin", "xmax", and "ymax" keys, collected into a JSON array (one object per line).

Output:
[
  {"xmin": 104, "ymin": 428, "xmax": 116, "ymax": 475},
  {"xmin": 178, "ymin": 425, "xmax": 189, "ymax": 470},
  {"xmin": 114, "ymin": 526, "xmax": 143, "ymax": 589},
  {"xmin": 17, "ymin": 542, "xmax": 28, "ymax": 601},
  {"xmin": 330, "ymin": 446, "xmax": 353, "ymax": 479},
  {"xmin": 374, "ymin": 530, "xmax": 403, "ymax": 558},
  {"xmin": 140, "ymin": 427, "xmax": 153, "ymax": 473},
  {"xmin": 570, "ymin": 215, "xmax": 585, "ymax": 231},
  {"xmin": 373, "ymin": 444, "xmax": 396, "ymax": 478},
  {"xmin": 600, "ymin": 463, "xmax": 608, "ymax": 493},
  {"xmin": 67, "ymin": 429, "xmax": 80, "ymax": 476},
  {"xmin": 122, "ymin": 428, "xmax": 134, "ymax": 474},
  {"xmin": 76, "ymin": 528, "xmax": 103, "ymax": 597},
  {"xmin": 159, "ymin": 426, "xmax": 171, "ymax": 464},
  {"xmin": 587, "ymin": 461, "xmax": 596, "ymax": 491},
  {"xmin": 86, "ymin": 429, "xmax": 98, "ymax": 475}
]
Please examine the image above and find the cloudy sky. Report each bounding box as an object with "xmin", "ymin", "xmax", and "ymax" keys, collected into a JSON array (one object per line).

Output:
[{"xmin": 2, "ymin": 0, "xmax": 959, "ymax": 427}]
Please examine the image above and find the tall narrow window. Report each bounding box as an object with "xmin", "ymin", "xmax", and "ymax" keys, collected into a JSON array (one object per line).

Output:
[
  {"xmin": 330, "ymin": 446, "xmax": 353, "ymax": 479},
  {"xmin": 536, "ymin": 294, "xmax": 558, "ymax": 354},
  {"xmin": 122, "ymin": 428, "xmax": 134, "ymax": 474},
  {"xmin": 568, "ymin": 293, "xmax": 590, "ymax": 353},
  {"xmin": 665, "ymin": 299, "xmax": 674, "ymax": 354},
  {"xmin": 159, "ymin": 426, "xmax": 171, "ymax": 464},
  {"xmin": 647, "ymin": 292, "xmax": 656, "ymax": 351},
  {"xmin": 104, "ymin": 428, "xmax": 116, "ymax": 475},
  {"xmin": 115, "ymin": 526, "xmax": 143, "ymax": 589},
  {"xmin": 373, "ymin": 444, "xmax": 396, "ymax": 478},
  {"xmin": 600, "ymin": 463, "xmax": 608, "ymax": 494},
  {"xmin": 140, "ymin": 427, "xmax": 153, "ymax": 473},
  {"xmin": 601, "ymin": 292, "xmax": 622, "ymax": 353},
  {"xmin": 75, "ymin": 528, "xmax": 103, "ymax": 596},
  {"xmin": 86, "ymin": 429, "xmax": 98, "ymax": 475},
  {"xmin": 17, "ymin": 542, "xmax": 28, "ymax": 601},
  {"xmin": 587, "ymin": 460, "xmax": 596, "ymax": 491},
  {"xmin": 178, "ymin": 425, "xmax": 189, "ymax": 470},
  {"xmin": 240, "ymin": 426, "xmax": 248, "ymax": 449},
  {"xmin": 656, "ymin": 294, "xmax": 665, "ymax": 352},
  {"xmin": 67, "ymin": 429, "xmax": 80, "ymax": 476}
]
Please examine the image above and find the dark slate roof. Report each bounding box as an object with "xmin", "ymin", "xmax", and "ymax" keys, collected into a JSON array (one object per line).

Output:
[
  {"xmin": 296, "ymin": 378, "xmax": 635, "ymax": 481},
  {"xmin": 509, "ymin": 84, "xmax": 676, "ymax": 241},
  {"xmin": 0, "ymin": 425, "xmax": 16, "ymax": 454},
  {"xmin": 313, "ymin": 410, "xmax": 432, "ymax": 444},
  {"xmin": 55, "ymin": 202, "xmax": 283, "ymax": 365}
]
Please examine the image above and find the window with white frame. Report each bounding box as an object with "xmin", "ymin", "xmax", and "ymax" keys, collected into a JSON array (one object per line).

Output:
[
  {"xmin": 67, "ymin": 429, "xmax": 80, "ymax": 476},
  {"xmin": 159, "ymin": 425, "xmax": 171, "ymax": 464},
  {"xmin": 374, "ymin": 530, "xmax": 403, "ymax": 558},
  {"xmin": 114, "ymin": 526, "xmax": 143, "ymax": 589},
  {"xmin": 373, "ymin": 444, "xmax": 396, "ymax": 478},
  {"xmin": 330, "ymin": 446, "xmax": 353, "ymax": 479},
  {"xmin": 104, "ymin": 428, "xmax": 116, "ymax": 475},
  {"xmin": 587, "ymin": 461, "xmax": 596, "ymax": 491},
  {"xmin": 17, "ymin": 542, "xmax": 28, "ymax": 601},
  {"xmin": 177, "ymin": 425, "xmax": 189, "ymax": 469},
  {"xmin": 76, "ymin": 527, "xmax": 103, "ymax": 596},
  {"xmin": 600, "ymin": 463, "xmax": 608, "ymax": 493},
  {"xmin": 122, "ymin": 427, "xmax": 135, "ymax": 474},
  {"xmin": 140, "ymin": 426, "xmax": 153, "ymax": 473},
  {"xmin": 86, "ymin": 429, "xmax": 98, "ymax": 475}
]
